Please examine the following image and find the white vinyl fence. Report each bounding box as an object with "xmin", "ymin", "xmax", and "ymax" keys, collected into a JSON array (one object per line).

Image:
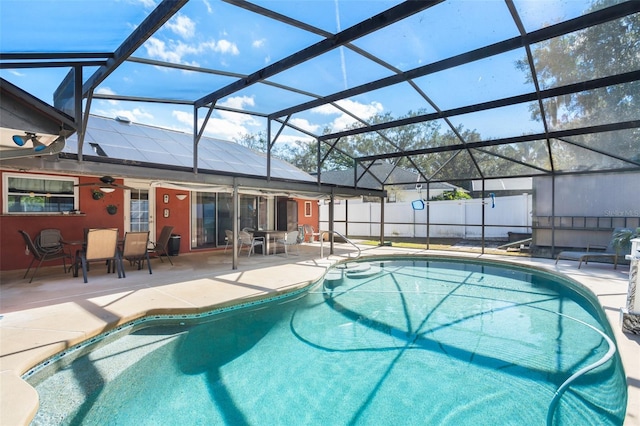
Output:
[{"xmin": 320, "ymin": 194, "xmax": 532, "ymax": 240}]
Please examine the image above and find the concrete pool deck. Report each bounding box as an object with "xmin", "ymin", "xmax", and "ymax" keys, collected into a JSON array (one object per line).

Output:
[{"xmin": 1, "ymin": 242, "xmax": 638, "ymax": 425}]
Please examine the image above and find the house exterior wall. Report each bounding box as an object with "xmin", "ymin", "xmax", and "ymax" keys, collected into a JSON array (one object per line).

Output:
[
  {"xmin": 0, "ymin": 170, "xmax": 319, "ymax": 272},
  {"xmin": 296, "ymin": 199, "xmax": 319, "ymax": 232},
  {"xmin": 154, "ymin": 188, "xmax": 190, "ymax": 254},
  {"xmin": 1, "ymin": 172, "xmax": 192, "ymax": 271}
]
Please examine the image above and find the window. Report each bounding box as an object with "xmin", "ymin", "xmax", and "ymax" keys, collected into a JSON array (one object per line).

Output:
[
  {"xmin": 304, "ymin": 201, "xmax": 312, "ymax": 217},
  {"xmin": 129, "ymin": 190, "xmax": 149, "ymax": 232},
  {"xmin": 3, "ymin": 173, "xmax": 77, "ymax": 213}
]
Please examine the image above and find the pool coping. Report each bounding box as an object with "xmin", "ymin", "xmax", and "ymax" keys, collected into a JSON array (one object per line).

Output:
[{"xmin": 1, "ymin": 247, "xmax": 638, "ymax": 425}]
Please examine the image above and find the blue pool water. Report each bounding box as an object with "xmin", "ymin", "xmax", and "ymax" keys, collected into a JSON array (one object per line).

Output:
[{"xmin": 30, "ymin": 257, "xmax": 627, "ymax": 425}]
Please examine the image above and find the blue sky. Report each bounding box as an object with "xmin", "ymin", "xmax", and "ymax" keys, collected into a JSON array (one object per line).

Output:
[{"xmin": 0, "ymin": 0, "xmax": 594, "ymax": 144}]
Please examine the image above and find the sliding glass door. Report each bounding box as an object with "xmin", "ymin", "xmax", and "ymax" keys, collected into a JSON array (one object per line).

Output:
[
  {"xmin": 192, "ymin": 192, "xmax": 217, "ymax": 248},
  {"xmin": 192, "ymin": 192, "xmax": 275, "ymax": 248}
]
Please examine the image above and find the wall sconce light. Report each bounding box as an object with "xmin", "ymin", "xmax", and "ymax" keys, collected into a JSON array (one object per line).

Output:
[
  {"xmin": 99, "ymin": 187, "xmax": 116, "ymax": 193},
  {"xmin": 12, "ymin": 132, "xmax": 47, "ymax": 152},
  {"xmin": 176, "ymin": 194, "xmax": 187, "ymax": 201}
]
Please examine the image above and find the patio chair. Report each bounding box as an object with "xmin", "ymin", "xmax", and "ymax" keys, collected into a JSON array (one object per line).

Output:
[
  {"xmin": 35, "ymin": 228, "xmax": 64, "ymax": 254},
  {"xmin": 555, "ymin": 227, "xmax": 631, "ymax": 269},
  {"xmin": 302, "ymin": 224, "xmax": 321, "ymax": 242},
  {"xmin": 238, "ymin": 230, "xmax": 265, "ymax": 257},
  {"xmin": 150, "ymin": 225, "xmax": 174, "ymax": 265},
  {"xmin": 18, "ymin": 230, "xmax": 72, "ymax": 283},
  {"xmin": 74, "ymin": 228, "xmax": 123, "ymax": 283},
  {"xmin": 121, "ymin": 231, "xmax": 152, "ymax": 276},
  {"xmin": 224, "ymin": 229, "xmax": 235, "ymax": 253},
  {"xmin": 276, "ymin": 230, "xmax": 300, "ymax": 257}
]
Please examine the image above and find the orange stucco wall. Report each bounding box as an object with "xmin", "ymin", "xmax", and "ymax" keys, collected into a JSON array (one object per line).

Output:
[
  {"xmin": 296, "ymin": 199, "xmax": 319, "ymax": 230},
  {"xmin": 153, "ymin": 188, "xmax": 190, "ymax": 253}
]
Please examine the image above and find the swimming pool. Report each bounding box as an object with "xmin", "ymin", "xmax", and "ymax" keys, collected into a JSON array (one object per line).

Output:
[{"xmin": 28, "ymin": 257, "xmax": 627, "ymax": 425}]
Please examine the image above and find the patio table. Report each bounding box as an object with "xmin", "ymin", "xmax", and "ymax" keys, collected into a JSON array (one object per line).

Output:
[{"xmin": 252, "ymin": 230, "xmax": 286, "ymax": 255}]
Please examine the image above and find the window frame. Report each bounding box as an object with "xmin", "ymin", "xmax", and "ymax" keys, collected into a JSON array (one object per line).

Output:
[{"xmin": 3, "ymin": 172, "xmax": 79, "ymax": 214}]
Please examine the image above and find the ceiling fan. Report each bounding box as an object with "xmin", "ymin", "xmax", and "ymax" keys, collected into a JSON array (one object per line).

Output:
[{"xmin": 74, "ymin": 176, "xmax": 134, "ymax": 192}]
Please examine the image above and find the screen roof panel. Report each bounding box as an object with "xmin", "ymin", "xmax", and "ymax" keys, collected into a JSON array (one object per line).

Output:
[
  {"xmin": 250, "ymin": 0, "xmax": 404, "ymax": 33},
  {"xmin": 513, "ymin": 0, "xmax": 627, "ymax": 32},
  {"xmin": 353, "ymin": 0, "xmax": 520, "ymax": 71},
  {"xmin": 0, "ymin": 0, "xmax": 151, "ymax": 53},
  {"xmin": 1, "ymin": 0, "xmax": 639, "ymax": 185},
  {"xmin": 413, "ymin": 49, "xmax": 536, "ymax": 111}
]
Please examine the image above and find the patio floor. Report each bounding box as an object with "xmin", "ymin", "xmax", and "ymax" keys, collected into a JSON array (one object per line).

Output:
[{"xmin": 1, "ymin": 242, "xmax": 638, "ymax": 425}]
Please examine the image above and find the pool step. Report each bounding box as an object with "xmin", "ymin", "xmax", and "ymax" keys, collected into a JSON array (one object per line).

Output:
[
  {"xmin": 345, "ymin": 265, "xmax": 381, "ymax": 278},
  {"xmin": 324, "ymin": 269, "xmax": 344, "ymax": 289},
  {"xmin": 326, "ymin": 263, "xmax": 382, "ymax": 288},
  {"xmin": 336, "ymin": 262, "xmax": 369, "ymax": 271},
  {"xmin": 336, "ymin": 262, "xmax": 382, "ymax": 278},
  {"xmin": 325, "ymin": 269, "xmax": 344, "ymax": 281}
]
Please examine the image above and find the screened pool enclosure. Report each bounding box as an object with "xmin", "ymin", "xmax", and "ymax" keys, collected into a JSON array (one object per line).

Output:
[{"xmin": 1, "ymin": 0, "xmax": 639, "ymax": 248}]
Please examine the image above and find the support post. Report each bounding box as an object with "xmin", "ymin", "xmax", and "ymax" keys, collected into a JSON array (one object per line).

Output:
[
  {"xmin": 329, "ymin": 190, "xmax": 335, "ymax": 255},
  {"xmin": 232, "ymin": 179, "xmax": 239, "ymax": 270},
  {"xmin": 345, "ymin": 199, "xmax": 349, "ymax": 237},
  {"xmin": 426, "ymin": 184, "xmax": 430, "ymax": 249},
  {"xmin": 551, "ymin": 174, "xmax": 556, "ymax": 255},
  {"xmin": 380, "ymin": 194, "xmax": 385, "ymax": 246},
  {"xmin": 74, "ymin": 66, "xmax": 84, "ymax": 162},
  {"xmin": 481, "ymin": 179, "xmax": 486, "ymax": 255}
]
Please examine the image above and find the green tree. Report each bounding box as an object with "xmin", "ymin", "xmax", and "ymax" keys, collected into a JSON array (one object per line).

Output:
[
  {"xmin": 234, "ymin": 132, "xmax": 267, "ymax": 152},
  {"xmin": 429, "ymin": 188, "xmax": 472, "ymax": 201},
  {"xmin": 514, "ymin": 0, "xmax": 640, "ymax": 167}
]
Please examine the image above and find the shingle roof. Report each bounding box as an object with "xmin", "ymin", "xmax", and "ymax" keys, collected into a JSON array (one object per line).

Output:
[{"xmin": 319, "ymin": 162, "xmax": 458, "ymax": 191}]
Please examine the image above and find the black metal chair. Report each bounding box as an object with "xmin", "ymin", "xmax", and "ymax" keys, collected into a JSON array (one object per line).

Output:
[
  {"xmin": 35, "ymin": 228, "xmax": 64, "ymax": 254},
  {"xmin": 150, "ymin": 225, "xmax": 174, "ymax": 265},
  {"xmin": 19, "ymin": 230, "xmax": 72, "ymax": 283}
]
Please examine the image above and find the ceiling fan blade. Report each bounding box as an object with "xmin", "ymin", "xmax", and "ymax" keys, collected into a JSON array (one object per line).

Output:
[
  {"xmin": 74, "ymin": 176, "xmax": 134, "ymax": 190},
  {"xmin": 114, "ymin": 183, "xmax": 135, "ymax": 190},
  {"xmin": 73, "ymin": 182, "xmax": 135, "ymax": 190}
]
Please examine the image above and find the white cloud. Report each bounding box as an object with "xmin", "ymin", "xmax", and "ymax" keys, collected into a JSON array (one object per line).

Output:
[
  {"xmin": 216, "ymin": 96, "xmax": 260, "ymax": 129},
  {"xmin": 172, "ymin": 98, "xmax": 260, "ymax": 140},
  {"xmin": 289, "ymin": 118, "xmax": 320, "ymax": 133},
  {"xmin": 166, "ymin": 14, "xmax": 196, "ymax": 39},
  {"xmin": 312, "ymin": 99, "xmax": 383, "ymax": 131},
  {"xmin": 171, "ymin": 110, "xmax": 194, "ymax": 131},
  {"xmin": 203, "ymin": 0, "xmax": 213, "ymax": 14},
  {"xmin": 136, "ymin": 0, "xmax": 156, "ymax": 8},
  {"xmin": 145, "ymin": 38, "xmax": 182, "ymax": 63},
  {"xmin": 93, "ymin": 105, "xmax": 154, "ymax": 123},
  {"xmin": 144, "ymin": 36, "xmax": 239, "ymax": 65},
  {"xmin": 205, "ymin": 117, "xmax": 253, "ymax": 140},
  {"xmin": 95, "ymin": 87, "xmax": 119, "ymax": 105},
  {"xmin": 209, "ymin": 39, "xmax": 240, "ymax": 55},
  {"xmin": 219, "ymin": 95, "xmax": 254, "ymax": 110},
  {"xmin": 273, "ymin": 134, "xmax": 315, "ymax": 145},
  {"xmin": 252, "ymin": 38, "xmax": 266, "ymax": 49}
]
